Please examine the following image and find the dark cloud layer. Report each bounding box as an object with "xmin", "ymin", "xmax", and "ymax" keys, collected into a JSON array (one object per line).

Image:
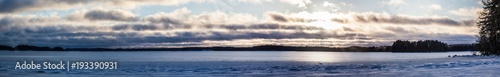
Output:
[
  {"xmin": 267, "ymin": 12, "xmax": 474, "ymax": 26},
  {"xmin": 1, "ymin": 30, "xmax": 368, "ymax": 48},
  {"xmin": 111, "ymin": 23, "xmax": 324, "ymax": 31},
  {"xmin": 267, "ymin": 12, "xmax": 310, "ymax": 23},
  {"xmin": 84, "ymin": 9, "xmax": 137, "ymax": 21},
  {"xmin": 0, "ymin": 0, "xmax": 198, "ymax": 13},
  {"xmin": 353, "ymin": 14, "xmax": 475, "ymax": 26},
  {"xmin": 0, "ymin": 0, "xmax": 94, "ymax": 13}
]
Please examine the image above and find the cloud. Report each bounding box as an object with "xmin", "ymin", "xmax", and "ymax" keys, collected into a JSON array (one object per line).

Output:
[
  {"xmin": 323, "ymin": 1, "xmax": 335, "ymax": 7},
  {"xmin": 84, "ymin": 9, "xmax": 136, "ymax": 21},
  {"xmin": 67, "ymin": 9, "xmax": 137, "ymax": 21},
  {"xmin": 427, "ymin": 4, "xmax": 442, "ymax": 10},
  {"xmin": 350, "ymin": 12, "xmax": 475, "ymax": 26},
  {"xmin": 1, "ymin": 0, "xmax": 332, "ymax": 13},
  {"xmin": 265, "ymin": 11, "xmax": 474, "ymax": 26},
  {"xmin": 323, "ymin": 1, "xmax": 340, "ymax": 12},
  {"xmin": 279, "ymin": 0, "xmax": 312, "ymax": 9},
  {"xmin": 449, "ymin": 7, "xmax": 483, "ymax": 17},
  {"xmin": 0, "ymin": 23, "xmax": 351, "ymax": 48},
  {"xmin": 266, "ymin": 12, "xmax": 309, "ymax": 23},
  {"xmin": 235, "ymin": 0, "xmax": 272, "ymax": 4},
  {"xmin": 141, "ymin": 7, "xmax": 191, "ymax": 24},
  {"xmin": 142, "ymin": 7, "xmax": 259, "ymax": 25},
  {"xmin": 386, "ymin": 0, "xmax": 405, "ymax": 6},
  {"xmin": 0, "ymin": 0, "xmax": 94, "ymax": 13},
  {"xmin": 0, "ymin": 0, "xmax": 212, "ymax": 13},
  {"xmin": 0, "ymin": 7, "xmax": 479, "ymax": 48},
  {"xmin": 111, "ymin": 23, "xmax": 324, "ymax": 31}
]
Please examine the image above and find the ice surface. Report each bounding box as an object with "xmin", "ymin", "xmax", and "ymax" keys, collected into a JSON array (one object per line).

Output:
[{"xmin": 1, "ymin": 56, "xmax": 500, "ymax": 77}]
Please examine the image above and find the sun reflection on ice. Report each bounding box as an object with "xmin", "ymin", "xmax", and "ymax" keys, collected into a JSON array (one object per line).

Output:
[{"xmin": 293, "ymin": 52, "xmax": 344, "ymax": 62}]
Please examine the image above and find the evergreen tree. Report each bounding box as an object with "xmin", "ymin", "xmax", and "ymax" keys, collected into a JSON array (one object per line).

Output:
[{"xmin": 478, "ymin": 0, "xmax": 500, "ymax": 55}]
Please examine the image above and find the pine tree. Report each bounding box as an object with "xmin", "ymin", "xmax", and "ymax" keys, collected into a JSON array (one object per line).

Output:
[{"xmin": 478, "ymin": 0, "xmax": 500, "ymax": 55}]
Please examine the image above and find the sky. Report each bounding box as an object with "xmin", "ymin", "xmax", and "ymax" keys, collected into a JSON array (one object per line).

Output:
[{"xmin": 0, "ymin": 0, "xmax": 483, "ymax": 48}]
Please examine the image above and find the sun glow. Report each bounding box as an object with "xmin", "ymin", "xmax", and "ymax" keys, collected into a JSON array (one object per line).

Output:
[
  {"xmin": 308, "ymin": 20, "xmax": 344, "ymax": 30},
  {"xmin": 292, "ymin": 11, "xmax": 346, "ymax": 30}
]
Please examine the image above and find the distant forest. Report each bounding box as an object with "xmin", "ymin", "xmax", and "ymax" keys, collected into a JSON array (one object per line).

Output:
[{"xmin": 0, "ymin": 40, "xmax": 477, "ymax": 52}]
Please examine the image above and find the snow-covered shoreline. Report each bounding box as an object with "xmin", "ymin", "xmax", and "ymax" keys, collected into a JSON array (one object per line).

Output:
[{"xmin": 1, "ymin": 56, "xmax": 500, "ymax": 77}]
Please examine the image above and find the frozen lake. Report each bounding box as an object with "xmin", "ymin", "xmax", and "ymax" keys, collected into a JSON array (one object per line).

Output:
[
  {"xmin": 0, "ymin": 51, "xmax": 473, "ymax": 62},
  {"xmin": 3, "ymin": 51, "xmax": 500, "ymax": 77}
]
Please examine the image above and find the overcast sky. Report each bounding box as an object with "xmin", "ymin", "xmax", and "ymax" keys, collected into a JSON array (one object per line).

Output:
[{"xmin": 0, "ymin": 0, "xmax": 482, "ymax": 48}]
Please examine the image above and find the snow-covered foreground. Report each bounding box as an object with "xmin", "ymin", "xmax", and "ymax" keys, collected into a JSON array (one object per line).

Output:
[{"xmin": 1, "ymin": 56, "xmax": 500, "ymax": 77}]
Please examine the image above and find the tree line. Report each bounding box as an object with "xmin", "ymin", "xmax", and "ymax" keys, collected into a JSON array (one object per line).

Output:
[
  {"xmin": 391, "ymin": 40, "xmax": 448, "ymax": 52},
  {"xmin": 0, "ymin": 45, "xmax": 63, "ymax": 51},
  {"xmin": 0, "ymin": 40, "xmax": 476, "ymax": 52}
]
